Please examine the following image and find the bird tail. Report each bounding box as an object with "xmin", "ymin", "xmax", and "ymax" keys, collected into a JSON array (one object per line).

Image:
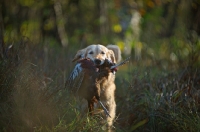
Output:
[{"xmin": 110, "ymin": 56, "xmax": 131, "ymax": 69}]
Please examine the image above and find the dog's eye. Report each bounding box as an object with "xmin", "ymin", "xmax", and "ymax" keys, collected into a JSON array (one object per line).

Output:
[
  {"xmin": 101, "ymin": 51, "xmax": 105, "ymax": 54},
  {"xmin": 89, "ymin": 51, "xmax": 93, "ymax": 54}
]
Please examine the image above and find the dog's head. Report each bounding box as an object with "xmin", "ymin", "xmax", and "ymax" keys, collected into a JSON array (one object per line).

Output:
[{"xmin": 72, "ymin": 44, "xmax": 121, "ymax": 66}]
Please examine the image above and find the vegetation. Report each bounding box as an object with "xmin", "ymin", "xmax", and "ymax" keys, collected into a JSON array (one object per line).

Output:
[{"xmin": 0, "ymin": 0, "xmax": 200, "ymax": 131}]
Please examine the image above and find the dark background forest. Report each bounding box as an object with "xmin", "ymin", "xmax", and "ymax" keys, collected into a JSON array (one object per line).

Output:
[{"xmin": 0, "ymin": 0, "xmax": 200, "ymax": 131}]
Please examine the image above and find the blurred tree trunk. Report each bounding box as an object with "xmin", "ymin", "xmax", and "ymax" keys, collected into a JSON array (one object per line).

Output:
[
  {"xmin": 162, "ymin": 0, "xmax": 180, "ymax": 37},
  {"xmin": 54, "ymin": 0, "xmax": 68, "ymax": 47},
  {"xmin": 124, "ymin": 10, "xmax": 141, "ymax": 59},
  {"xmin": 99, "ymin": 0, "xmax": 109, "ymax": 37},
  {"xmin": 191, "ymin": 1, "xmax": 200, "ymax": 36},
  {"xmin": 0, "ymin": 2, "xmax": 4, "ymax": 59}
]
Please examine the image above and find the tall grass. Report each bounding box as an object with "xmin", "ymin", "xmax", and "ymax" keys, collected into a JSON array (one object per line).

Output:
[
  {"xmin": 116, "ymin": 61, "xmax": 200, "ymax": 131},
  {"xmin": 0, "ymin": 40, "xmax": 200, "ymax": 131},
  {"xmin": 0, "ymin": 41, "xmax": 110, "ymax": 132}
]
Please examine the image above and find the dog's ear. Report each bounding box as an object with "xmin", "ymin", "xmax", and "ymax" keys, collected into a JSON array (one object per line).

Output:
[
  {"xmin": 108, "ymin": 50, "xmax": 116, "ymax": 63},
  {"xmin": 72, "ymin": 48, "xmax": 86, "ymax": 62},
  {"xmin": 106, "ymin": 45, "xmax": 121, "ymax": 63}
]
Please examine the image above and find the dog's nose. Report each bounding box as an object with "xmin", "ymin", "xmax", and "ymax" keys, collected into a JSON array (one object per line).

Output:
[{"xmin": 94, "ymin": 59, "xmax": 101, "ymax": 65}]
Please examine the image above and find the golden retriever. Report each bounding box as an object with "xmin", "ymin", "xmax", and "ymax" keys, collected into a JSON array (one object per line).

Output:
[{"xmin": 72, "ymin": 44, "xmax": 121, "ymax": 130}]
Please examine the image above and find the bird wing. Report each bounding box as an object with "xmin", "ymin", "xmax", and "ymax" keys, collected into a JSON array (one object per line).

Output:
[
  {"xmin": 66, "ymin": 63, "xmax": 85, "ymax": 93},
  {"xmin": 69, "ymin": 63, "xmax": 82, "ymax": 80}
]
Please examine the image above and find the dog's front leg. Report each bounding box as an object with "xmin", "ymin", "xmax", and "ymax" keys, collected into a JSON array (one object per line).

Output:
[
  {"xmin": 106, "ymin": 96, "xmax": 116, "ymax": 129},
  {"xmin": 101, "ymin": 84, "xmax": 116, "ymax": 131}
]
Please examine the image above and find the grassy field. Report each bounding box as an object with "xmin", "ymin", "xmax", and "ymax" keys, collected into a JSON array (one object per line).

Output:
[{"xmin": 0, "ymin": 41, "xmax": 200, "ymax": 132}]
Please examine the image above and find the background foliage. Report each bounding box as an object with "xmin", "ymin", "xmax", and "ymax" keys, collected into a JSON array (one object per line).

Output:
[{"xmin": 0, "ymin": 0, "xmax": 200, "ymax": 131}]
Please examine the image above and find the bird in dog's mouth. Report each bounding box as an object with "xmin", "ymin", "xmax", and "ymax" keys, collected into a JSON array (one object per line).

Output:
[{"xmin": 66, "ymin": 56, "xmax": 130, "ymax": 117}]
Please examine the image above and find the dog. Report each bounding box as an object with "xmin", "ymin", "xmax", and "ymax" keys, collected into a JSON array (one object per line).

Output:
[{"xmin": 72, "ymin": 44, "xmax": 121, "ymax": 130}]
